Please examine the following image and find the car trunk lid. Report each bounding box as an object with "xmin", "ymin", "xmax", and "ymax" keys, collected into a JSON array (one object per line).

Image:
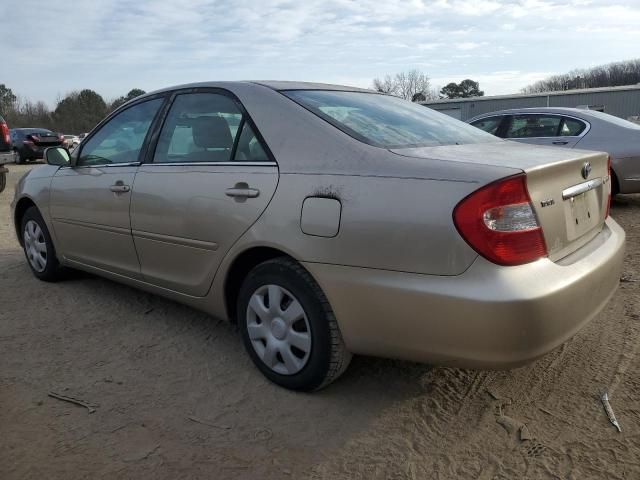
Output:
[
  {"xmin": 391, "ymin": 141, "xmax": 610, "ymax": 262},
  {"xmin": 29, "ymin": 133, "xmax": 61, "ymax": 147}
]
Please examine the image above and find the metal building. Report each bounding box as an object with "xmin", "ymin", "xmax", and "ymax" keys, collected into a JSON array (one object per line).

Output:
[{"xmin": 421, "ymin": 84, "xmax": 640, "ymax": 122}]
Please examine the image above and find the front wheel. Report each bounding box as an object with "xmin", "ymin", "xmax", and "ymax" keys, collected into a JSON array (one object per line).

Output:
[
  {"xmin": 21, "ymin": 206, "xmax": 63, "ymax": 281},
  {"xmin": 237, "ymin": 257, "xmax": 351, "ymax": 391}
]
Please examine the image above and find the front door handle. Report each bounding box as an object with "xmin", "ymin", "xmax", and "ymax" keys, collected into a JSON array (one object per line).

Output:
[
  {"xmin": 110, "ymin": 182, "xmax": 131, "ymax": 193},
  {"xmin": 225, "ymin": 183, "xmax": 260, "ymax": 199},
  {"xmin": 552, "ymin": 140, "xmax": 569, "ymax": 145}
]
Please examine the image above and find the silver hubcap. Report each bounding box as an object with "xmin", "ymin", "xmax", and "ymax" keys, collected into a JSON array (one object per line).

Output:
[
  {"xmin": 24, "ymin": 220, "xmax": 47, "ymax": 273},
  {"xmin": 246, "ymin": 285, "xmax": 312, "ymax": 375}
]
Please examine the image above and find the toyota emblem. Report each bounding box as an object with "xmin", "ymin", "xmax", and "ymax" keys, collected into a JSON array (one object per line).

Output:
[{"xmin": 581, "ymin": 162, "xmax": 592, "ymax": 179}]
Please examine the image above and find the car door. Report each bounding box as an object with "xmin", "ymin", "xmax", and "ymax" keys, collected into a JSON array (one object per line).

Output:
[
  {"xmin": 49, "ymin": 97, "xmax": 165, "ymax": 277},
  {"xmin": 503, "ymin": 114, "xmax": 583, "ymax": 148},
  {"xmin": 130, "ymin": 90, "xmax": 278, "ymax": 296}
]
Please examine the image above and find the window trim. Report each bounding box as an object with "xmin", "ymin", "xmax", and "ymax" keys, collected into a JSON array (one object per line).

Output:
[
  {"xmin": 144, "ymin": 87, "xmax": 277, "ymax": 166},
  {"xmin": 74, "ymin": 94, "xmax": 169, "ymax": 168},
  {"xmin": 472, "ymin": 113, "xmax": 590, "ymax": 140}
]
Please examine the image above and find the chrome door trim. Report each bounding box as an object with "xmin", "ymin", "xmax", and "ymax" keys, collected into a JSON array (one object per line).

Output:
[
  {"xmin": 142, "ymin": 161, "xmax": 277, "ymax": 167},
  {"xmin": 132, "ymin": 229, "xmax": 219, "ymax": 251},
  {"xmin": 60, "ymin": 162, "xmax": 141, "ymax": 170},
  {"xmin": 562, "ymin": 177, "xmax": 604, "ymax": 200}
]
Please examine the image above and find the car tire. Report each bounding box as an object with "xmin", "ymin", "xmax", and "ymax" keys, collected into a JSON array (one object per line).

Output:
[
  {"xmin": 237, "ymin": 257, "xmax": 352, "ymax": 391},
  {"xmin": 20, "ymin": 206, "xmax": 63, "ymax": 282},
  {"xmin": 14, "ymin": 149, "xmax": 23, "ymax": 164},
  {"xmin": 611, "ymin": 171, "xmax": 620, "ymax": 196}
]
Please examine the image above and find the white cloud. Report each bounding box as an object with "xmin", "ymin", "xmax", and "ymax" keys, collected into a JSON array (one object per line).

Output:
[{"xmin": 3, "ymin": 0, "xmax": 640, "ymax": 105}]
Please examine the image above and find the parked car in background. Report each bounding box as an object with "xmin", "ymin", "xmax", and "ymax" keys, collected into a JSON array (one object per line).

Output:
[
  {"xmin": 11, "ymin": 82, "xmax": 624, "ymax": 391},
  {"xmin": 63, "ymin": 134, "xmax": 80, "ymax": 150},
  {"xmin": 78, "ymin": 132, "xmax": 88, "ymax": 143},
  {"xmin": 468, "ymin": 107, "xmax": 640, "ymax": 194},
  {"xmin": 0, "ymin": 115, "xmax": 12, "ymax": 192},
  {"xmin": 0, "ymin": 115, "xmax": 11, "ymax": 153},
  {"xmin": 10, "ymin": 128, "xmax": 64, "ymax": 164}
]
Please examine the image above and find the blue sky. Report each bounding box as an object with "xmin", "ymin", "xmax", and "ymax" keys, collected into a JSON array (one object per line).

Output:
[{"xmin": 5, "ymin": 0, "xmax": 640, "ymax": 106}]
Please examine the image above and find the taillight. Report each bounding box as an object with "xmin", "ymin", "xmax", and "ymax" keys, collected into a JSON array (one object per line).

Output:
[
  {"xmin": 0, "ymin": 122, "xmax": 9, "ymax": 144},
  {"xmin": 453, "ymin": 174, "xmax": 547, "ymax": 266},
  {"xmin": 606, "ymin": 155, "xmax": 612, "ymax": 219}
]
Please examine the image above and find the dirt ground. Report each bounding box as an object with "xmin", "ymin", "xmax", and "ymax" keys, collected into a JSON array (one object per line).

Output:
[{"xmin": 1, "ymin": 163, "xmax": 639, "ymax": 479}]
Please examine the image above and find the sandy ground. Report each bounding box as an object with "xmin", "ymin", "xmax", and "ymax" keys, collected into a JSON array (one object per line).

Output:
[{"xmin": 1, "ymin": 163, "xmax": 639, "ymax": 479}]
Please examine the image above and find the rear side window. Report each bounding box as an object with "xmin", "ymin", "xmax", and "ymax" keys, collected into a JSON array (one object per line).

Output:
[
  {"xmin": 505, "ymin": 115, "xmax": 561, "ymax": 138},
  {"xmin": 153, "ymin": 92, "xmax": 270, "ymax": 163},
  {"xmin": 284, "ymin": 90, "xmax": 498, "ymax": 148},
  {"xmin": 560, "ymin": 117, "xmax": 587, "ymax": 136},
  {"xmin": 471, "ymin": 116, "xmax": 503, "ymax": 135}
]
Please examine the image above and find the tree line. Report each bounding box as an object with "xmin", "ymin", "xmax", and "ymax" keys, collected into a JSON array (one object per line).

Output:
[
  {"xmin": 0, "ymin": 84, "xmax": 146, "ymax": 134},
  {"xmin": 522, "ymin": 59, "xmax": 640, "ymax": 94},
  {"xmin": 372, "ymin": 69, "xmax": 484, "ymax": 101}
]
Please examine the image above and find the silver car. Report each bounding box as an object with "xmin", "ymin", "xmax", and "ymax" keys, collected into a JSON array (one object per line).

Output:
[
  {"xmin": 468, "ymin": 107, "xmax": 640, "ymax": 194},
  {"xmin": 11, "ymin": 82, "xmax": 625, "ymax": 391}
]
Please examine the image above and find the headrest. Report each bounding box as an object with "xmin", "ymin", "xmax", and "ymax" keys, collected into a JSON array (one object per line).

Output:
[{"xmin": 192, "ymin": 116, "xmax": 232, "ymax": 149}]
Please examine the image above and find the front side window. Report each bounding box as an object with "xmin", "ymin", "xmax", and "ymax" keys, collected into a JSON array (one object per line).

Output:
[
  {"xmin": 505, "ymin": 115, "xmax": 562, "ymax": 138},
  {"xmin": 560, "ymin": 118, "xmax": 587, "ymax": 136},
  {"xmin": 153, "ymin": 92, "xmax": 270, "ymax": 163},
  {"xmin": 284, "ymin": 90, "xmax": 499, "ymax": 148},
  {"xmin": 471, "ymin": 116, "xmax": 503, "ymax": 135},
  {"xmin": 78, "ymin": 98, "xmax": 163, "ymax": 166}
]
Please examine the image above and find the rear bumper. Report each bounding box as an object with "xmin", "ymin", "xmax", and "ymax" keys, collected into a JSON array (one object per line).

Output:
[{"xmin": 304, "ymin": 218, "xmax": 625, "ymax": 368}]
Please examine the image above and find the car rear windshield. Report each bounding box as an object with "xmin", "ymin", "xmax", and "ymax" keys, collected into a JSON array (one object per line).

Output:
[
  {"xmin": 24, "ymin": 129, "xmax": 55, "ymax": 136},
  {"xmin": 283, "ymin": 90, "xmax": 499, "ymax": 148}
]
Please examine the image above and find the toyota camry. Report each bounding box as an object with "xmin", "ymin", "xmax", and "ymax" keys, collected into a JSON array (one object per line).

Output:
[{"xmin": 11, "ymin": 81, "xmax": 625, "ymax": 391}]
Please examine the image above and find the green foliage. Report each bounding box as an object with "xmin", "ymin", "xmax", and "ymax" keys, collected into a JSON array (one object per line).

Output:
[
  {"xmin": 440, "ymin": 79, "xmax": 484, "ymax": 99},
  {"xmin": 0, "ymin": 85, "xmax": 146, "ymax": 133},
  {"xmin": 0, "ymin": 84, "xmax": 17, "ymax": 113},
  {"xmin": 108, "ymin": 88, "xmax": 147, "ymax": 112},
  {"xmin": 53, "ymin": 89, "xmax": 108, "ymax": 134}
]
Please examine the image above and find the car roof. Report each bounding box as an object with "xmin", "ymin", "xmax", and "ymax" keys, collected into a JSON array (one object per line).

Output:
[
  {"xmin": 469, "ymin": 107, "xmax": 600, "ymax": 121},
  {"xmin": 133, "ymin": 80, "xmax": 375, "ymax": 102}
]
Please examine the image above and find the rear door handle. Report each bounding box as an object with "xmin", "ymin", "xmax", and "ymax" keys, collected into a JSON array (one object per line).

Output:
[
  {"xmin": 110, "ymin": 183, "xmax": 130, "ymax": 193},
  {"xmin": 552, "ymin": 141, "xmax": 569, "ymax": 145},
  {"xmin": 225, "ymin": 185, "xmax": 260, "ymax": 199}
]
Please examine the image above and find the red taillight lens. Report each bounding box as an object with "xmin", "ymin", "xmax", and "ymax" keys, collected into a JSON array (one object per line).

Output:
[
  {"xmin": 453, "ymin": 174, "xmax": 547, "ymax": 266},
  {"xmin": 606, "ymin": 155, "xmax": 612, "ymax": 219},
  {"xmin": 0, "ymin": 122, "xmax": 9, "ymax": 144}
]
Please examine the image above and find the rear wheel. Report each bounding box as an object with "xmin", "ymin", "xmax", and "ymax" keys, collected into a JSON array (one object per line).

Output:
[
  {"xmin": 13, "ymin": 149, "xmax": 23, "ymax": 164},
  {"xmin": 237, "ymin": 257, "xmax": 351, "ymax": 391},
  {"xmin": 0, "ymin": 172, "xmax": 5, "ymax": 193},
  {"xmin": 20, "ymin": 207, "xmax": 63, "ymax": 282},
  {"xmin": 611, "ymin": 171, "xmax": 620, "ymax": 196}
]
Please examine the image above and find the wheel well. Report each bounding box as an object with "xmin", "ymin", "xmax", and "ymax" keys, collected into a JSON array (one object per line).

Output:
[
  {"xmin": 14, "ymin": 197, "xmax": 36, "ymax": 246},
  {"xmin": 611, "ymin": 169, "xmax": 620, "ymax": 196},
  {"xmin": 224, "ymin": 247, "xmax": 293, "ymax": 323}
]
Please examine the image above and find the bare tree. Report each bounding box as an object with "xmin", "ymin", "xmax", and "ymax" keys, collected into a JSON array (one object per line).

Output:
[
  {"xmin": 372, "ymin": 75, "xmax": 397, "ymax": 95},
  {"xmin": 522, "ymin": 58, "xmax": 640, "ymax": 94},
  {"xmin": 372, "ymin": 69, "xmax": 434, "ymax": 102}
]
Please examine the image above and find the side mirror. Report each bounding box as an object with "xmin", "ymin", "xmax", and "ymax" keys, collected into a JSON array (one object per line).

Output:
[{"xmin": 44, "ymin": 146, "xmax": 71, "ymax": 167}]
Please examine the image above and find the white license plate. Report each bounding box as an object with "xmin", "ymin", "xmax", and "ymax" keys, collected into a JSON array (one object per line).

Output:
[{"xmin": 566, "ymin": 192, "xmax": 599, "ymax": 240}]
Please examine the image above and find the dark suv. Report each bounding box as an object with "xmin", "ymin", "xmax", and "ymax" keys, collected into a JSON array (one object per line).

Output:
[{"xmin": 10, "ymin": 128, "xmax": 64, "ymax": 164}]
